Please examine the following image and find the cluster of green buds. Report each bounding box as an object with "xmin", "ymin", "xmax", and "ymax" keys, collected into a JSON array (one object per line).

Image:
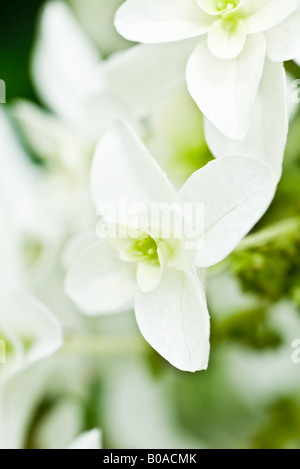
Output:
[{"xmin": 229, "ymin": 218, "xmax": 300, "ymax": 308}]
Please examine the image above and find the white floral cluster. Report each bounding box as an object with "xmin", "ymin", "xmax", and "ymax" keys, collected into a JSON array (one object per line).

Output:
[
  {"xmin": 66, "ymin": 0, "xmax": 299, "ymax": 372},
  {"xmin": 1, "ymin": 0, "xmax": 300, "ymax": 448}
]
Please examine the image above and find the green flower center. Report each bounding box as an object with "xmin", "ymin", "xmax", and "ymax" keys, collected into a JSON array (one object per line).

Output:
[
  {"xmin": 216, "ymin": 1, "xmax": 239, "ymax": 13},
  {"xmin": 198, "ymin": 0, "xmax": 242, "ymax": 18},
  {"xmin": 126, "ymin": 235, "xmax": 160, "ymax": 265},
  {"xmin": 109, "ymin": 226, "xmax": 178, "ymax": 268},
  {"xmin": 109, "ymin": 228, "xmax": 161, "ymax": 267}
]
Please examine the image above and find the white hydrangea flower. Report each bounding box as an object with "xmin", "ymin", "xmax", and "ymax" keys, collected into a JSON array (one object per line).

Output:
[
  {"xmin": 29, "ymin": 1, "xmax": 288, "ymax": 178},
  {"xmin": 115, "ymin": 0, "xmax": 300, "ymax": 139},
  {"xmin": 65, "ymin": 122, "xmax": 277, "ymax": 372},
  {"xmin": 0, "ymin": 271, "xmax": 63, "ymax": 449}
]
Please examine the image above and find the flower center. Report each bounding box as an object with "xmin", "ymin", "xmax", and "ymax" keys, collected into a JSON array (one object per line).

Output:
[
  {"xmin": 216, "ymin": 1, "xmax": 238, "ymax": 14},
  {"xmin": 197, "ymin": 0, "xmax": 241, "ymax": 17},
  {"xmin": 103, "ymin": 219, "xmax": 186, "ymax": 292},
  {"xmin": 125, "ymin": 235, "xmax": 160, "ymax": 266},
  {"xmin": 107, "ymin": 226, "xmax": 162, "ymax": 267}
]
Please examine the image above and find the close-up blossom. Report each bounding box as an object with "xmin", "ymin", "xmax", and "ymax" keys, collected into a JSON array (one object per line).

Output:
[
  {"xmin": 115, "ymin": 0, "xmax": 300, "ymax": 139},
  {"xmin": 1, "ymin": 0, "xmax": 300, "ymax": 451},
  {"xmin": 65, "ymin": 122, "xmax": 276, "ymax": 372}
]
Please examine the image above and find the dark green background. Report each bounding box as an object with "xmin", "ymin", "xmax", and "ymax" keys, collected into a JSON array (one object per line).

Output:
[{"xmin": 0, "ymin": 1, "xmax": 45, "ymax": 101}]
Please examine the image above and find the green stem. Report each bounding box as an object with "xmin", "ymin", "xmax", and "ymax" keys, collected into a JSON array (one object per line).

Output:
[
  {"xmin": 236, "ymin": 217, "xmax": 300, "ymax": 251},
  {"xmin": 285, "ymin": 60, "xmax": 300, "ymax": 78},
  {"xmin": 207, "ymin": 217, "xmax": 300, "ymax": 275},
  {"xmin": 61, "ymin": 334, "xmax": 148, "ymax": 358}
]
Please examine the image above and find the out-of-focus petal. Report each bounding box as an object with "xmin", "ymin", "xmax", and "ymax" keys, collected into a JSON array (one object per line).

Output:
[
  {"xmin": 65, "ymin": 240, "xmax": 136, "ymax": 316},
  {"xmin": 115, "ymin": 0, "xmax": 213, "ymax": 43}
]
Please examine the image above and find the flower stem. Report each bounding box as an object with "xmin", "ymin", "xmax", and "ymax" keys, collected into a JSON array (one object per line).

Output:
[
  {"xmin": 61, "ymin": 333, "xmax": 148, "ymax": 358},
  {"xmin": 236, "ymin": 217, "xmax": 300, "ymax": 251}
]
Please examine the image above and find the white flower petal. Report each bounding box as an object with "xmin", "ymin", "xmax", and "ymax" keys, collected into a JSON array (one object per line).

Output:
[
  {"xmin": 295, "ymin": 57, "xmax": 300, "ymax": 67},
  {"xmin": 240, "ymin": 0, "xmax": 298, "ymax": 34},
  {"xmin": 66, "ymin": 429, "xmax": 102, "ymax": 450},
  {"xmin": 12, "ymin": 100, "xmax": 92, "ymax": 172},
  {"xmin": 31, "ymin": 1, "xmax": 101, "ymax": 123},
  {"xmin": 135, "ymin": 268, "xmax": 210, "ymax": 372},
  {"xmin": 136, "ymin": 261, "xmax": 162, "ymax": 294},
  {"xmin": 266, "ymin": 7, "xmax": 300, "ymax": 62},
  {"xmin": 102, "ymin": 40, "xmax": 197, "ymax": 118},
  {"xmin": 197, "ymin": 0, "xmax": 246, "ymax": 15},
  {"xmin": 65, "ymin": 240, "xmax": 136, "ymax": 316},
  {"xmin": 90, "ymin": 121, "xmax": 176, "ymax": 212},
  {"xmin": 81, "ymin": 89, "xmax": 141, "ymax": 141},
  {"xmin": 62, "ymin": 231, "xmax": 99, "ymax": 271},
  {"xmin": 0, "ymin": 209, "xmax": 23, "ymax": 296},
  {"xmin": 179, "ymin": 155, "xmax": 277, "ymax": 267},
  {"xmin": 0, "ymin": 109, "xmax": 45, "ymax": 233},
  {"xmin": 205, "ymin": 59, "xmax": 287, "ymax": 181},
  {"xmin": 115, "ymin": 0, "xmax": 213, "ymax": 43},
  {"xmin": 36, "ymin": 400, "xmax": 83, "ymax": 449},
  {"xmin": 207, "ymin": 18, "xmax": 246, "ymax": 60},
  {"xmin": 0, "ymin": 294, "xmax": 63, "ymax": 367},
  {"xmin": 186, "ymin": 34, "xmax": 266, "ymax": 139}
]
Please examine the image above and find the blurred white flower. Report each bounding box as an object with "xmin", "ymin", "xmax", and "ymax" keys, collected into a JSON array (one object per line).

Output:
[
  {"xmin": 0, "ymin": 294, "xmax": 62, "ymax": 380},
  {"xmin": 0, "ymin": 293, "xmax": 63, "ymax": 449},
  {"xmin": 31, "ymin": 1, "xmax": 193, "ymax": 141},
  {"xmin": 0, "ymin": 108, "xmax": 95, "ymax": 289},
  {"xmin": 0, "ymin": 187, "xmax": 62, "ymax": 380},
  {"xmin": 13, "ymin": 99, "xmax": 93, "ymax": 177},
  {"xmin": 69, "ymin": 0, "xmax": 130, "ymax": 56},
  {"xmin": 115, "ymin": 0, "xmax": 300, "ymax": 140},
  {"xmin": 28, "ymin": 1, "xmax": 288, "ymax": 182},
  {"xmin": 65, "ymin": 122, "xmax": 277, "ymax": 372},
  {"xmin": 0, "ymin": 108, "xmax": 61, "ymax": 285}
]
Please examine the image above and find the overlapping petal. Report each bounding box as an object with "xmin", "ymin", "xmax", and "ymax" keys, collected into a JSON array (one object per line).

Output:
[
  {"xmin": 186, "ymin": 34, "xmax": 266, "ymax": 140},
  {"xmin": 65, "ymin": 240, "xmax": 136, "ymax": 316},
  {"xmin": 179, "ymin": 155, "xmax": 277, "ymax": 267},
  {"xmin": 115, "ymin": 0, "xmax": 213, "ymax": 43},
  {"xmin": 240, "ymin": 0, "xmax": 298, "ymax": 34},
  {"xmin": 0, "ymin": 295, "xmax": 63, "ymax": 369},
  {"xmin": 207, "ymin": 18, "xmax": 246, "ymax": 60},
  {"xmin": 31, "ymin": 1, "xmax": 101, "ymax": 125},
  {"xmin": 266, "ymin": 7, "xmax": 300, "ymax": 62},
  {"xmin": 102, "ymin": 40, "xmax": 197, "ymax": 118},
  {"xmin": 205, "ymin": 59, "xmax": 288, "ymax": 180},
  {"xmin": 90, "ymin": 121, "xmax": 176, "ymax": 212}
]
